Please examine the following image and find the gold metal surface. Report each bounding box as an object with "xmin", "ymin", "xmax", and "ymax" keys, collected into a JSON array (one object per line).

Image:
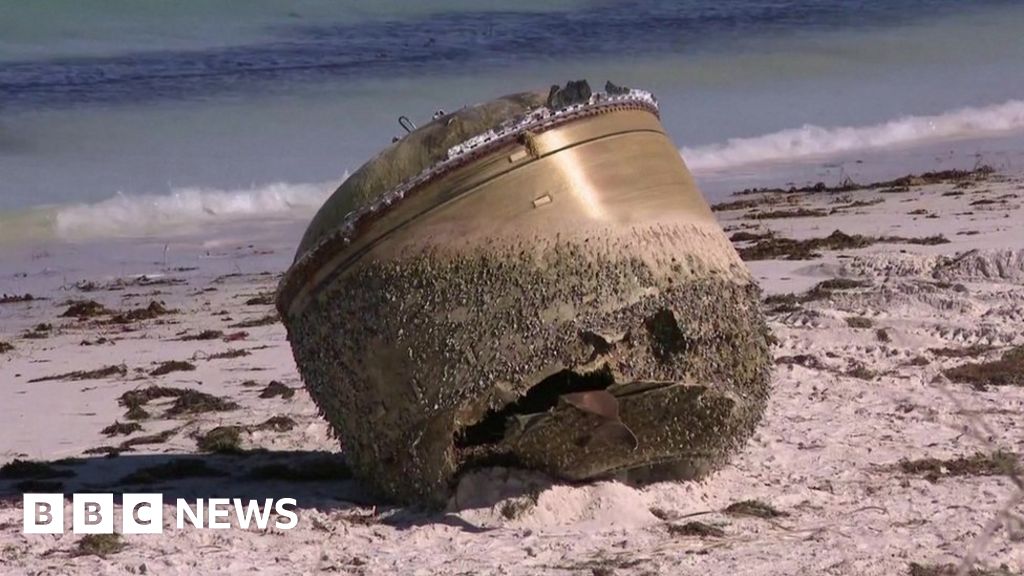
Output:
[{"xmin": 285, "ymin": 108, "xmax": 733, "ymax": 319}]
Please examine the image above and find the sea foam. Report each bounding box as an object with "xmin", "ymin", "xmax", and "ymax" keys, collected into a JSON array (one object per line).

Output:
[
  {"xmin": 54, "ymin": 180, "xmax": 338, "ymax": 241},
  {"xmin": 683, "ymin": 99, "xmax": 1024, "ymax": 172}
]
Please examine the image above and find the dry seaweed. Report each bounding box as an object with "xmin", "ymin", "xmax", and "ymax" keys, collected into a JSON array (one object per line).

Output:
[
  {"xmin": 252, "ymin": 415, "xmax": 298, "ymax": 432},
  {"xmin": 60, "ymin": 300, "xmax": 112, "ymax": 319},
  {"xmin": 179, "ymin": 329, "xmax": 225, "ymax": 341},
  {"xmin": 206, "ymin": 348, "xmax": 251, "ymax": 360},
  {"xmin": 165, "ymin": 390, "xmax": 239, "ymax": 416},
  {"xmin": 258, "ymin": 381, "xmax": 295, "ymax": 400},
  {"xmin": 229, "ymin": 314, "xmax": 280, "ymax": 328},
  {"xmin": 196, "ymin": 426, "xmax": 243, "ymax": 453},
  {"xmin": 0, "ymin": 293, "xmax": 35, "ymax": 304},
  {"xmin": 908, "ymin": 562, "xmax": 1018, "ymax": 576},
  {"xmin": 28, "ymin": 364, "xmax": 126, "ymax": 383},
  {"xmin": 846, "ymin": 363, "xmax": 877, "ymax": 380},
  {"xmin": 23, "ymin": 323, "xmax": 53, "ymax": 339},
  {"xmin": 149, "ymin": 360, "xmax": 196, "ymax": 377},
  {"xmin": 738, "ymin": 230, "xmax": 948, "ymax": 261},
  {"xmin": 0, "ymin": 341, "xmax": 13, "ymax": 354},
  {"xmin": 750, "ymin": 208, "xmax": 828, "ymax": 219},
  {"xmin": 118, "ymin": 385, "xmax": 235, "ymax": 416},
  {"xmin": 724, "ymin": 500, "xmax": 788, "ymax": 519},
  {"xmin": 762, "ymin": 277, "xmax": 869, "ymax": 314},
  {"xmin": 929, "ymin": 345, "xmax": 996, "ymax": 359},
  {"xmin": 711, "ymin": 198, "xmax": 764, "ymax": 212},
  {"xmin": 74, "ymin": 534, "xmax": 125, "ymax": 558},
  {"xmin": 107, "ymin": 301, "xmax": 175, "ymax": 324},
  {"xmin": 244, "ymin": 294, "xmax": 275, "ymax": 306},
  {"xmin": 729, "ymin": 230, "xmax": 774, "ymax": 242},
  {"xmin": 775, "ymin": 355, "xmax": 826, "ymax": 370},
  {"xmin": 899, "ymin": 451, "xmax": 1019, "ymax": 482},
  {"xmin": 119, "ymin": 429, "xmax": 176, "ymax": 449},
  {"xmin": 667, "ymin": 521, "xmax": 726, "ymax": 538},
  {"xmin": 846, "ymin": 316, "xmax": 874, "ymax": 329},
  {"xmin": 943, "ymin": 346, "xmax": 1024, "ymax": 388},
  {"xmin": 101, "ymin": 421, "xmax": 142, "ymax": 437}
]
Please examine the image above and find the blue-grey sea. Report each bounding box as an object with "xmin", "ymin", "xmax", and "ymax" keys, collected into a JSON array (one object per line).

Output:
[{"xmin": 2, "ymin": 0, "xmax": 1024, "ymax": 245}]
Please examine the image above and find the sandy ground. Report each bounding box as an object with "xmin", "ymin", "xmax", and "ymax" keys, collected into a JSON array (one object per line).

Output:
[{"xmin": 1, "ymin": 167, "xmax": 1022, "ymax": 575}]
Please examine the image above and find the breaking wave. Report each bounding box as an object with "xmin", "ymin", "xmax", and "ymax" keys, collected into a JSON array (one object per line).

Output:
[
  {"xmin": 683, "ymin": 99, "xmax": 1024, "ymax": 172},
  {"xmin": 53, "ymin": 180, "xmax": 338, "ymax": 240}
]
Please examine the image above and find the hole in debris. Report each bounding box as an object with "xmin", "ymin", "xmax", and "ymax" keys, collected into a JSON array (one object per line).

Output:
[
  {"xmin": 456, "ymin": 366, "xmax": 615, "ymax": 449},
  {"xmin": 645, "ymin": 309, "xmax": 690, "ymax": 361}
]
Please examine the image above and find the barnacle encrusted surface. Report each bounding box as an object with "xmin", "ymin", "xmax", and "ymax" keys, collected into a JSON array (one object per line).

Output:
[{"xmin": 286, "ymin": 227, "xmax": 772, "ymax": 504}]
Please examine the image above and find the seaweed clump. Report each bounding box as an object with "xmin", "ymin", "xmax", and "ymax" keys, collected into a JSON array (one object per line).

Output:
[
  {"xmin": 899, "ymin": 451, "xmax": 1019, "ymax": 482},
  {"xmin": 737, "ymin": 230, "xmax": 948, "ymax": 261},
  {"xmin": 943, "ymin": 346, "xmax": 1024, "ymax": 388}
]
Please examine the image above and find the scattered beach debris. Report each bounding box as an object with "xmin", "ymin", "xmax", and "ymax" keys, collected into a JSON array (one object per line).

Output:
[
  {"xmin": 500, "ymin": 493, "xmax": 540, "ymax": 520},
  {"xmin": 258, "ymin": 380, "xmax": 295, "ymax": 400},
  {"xmin": 74, "ymin": 534, "xmax": 125, "ymax": 558},
  {"xmin": 107, "ymin": 300, "xmax": 176, "ymax": 324},
  {"xmin": 846, "ymin": 316, "xmax": 874, "ymax": 329},
  {"xmin": 149, "ymin": 360, "xmax": 196, "ymax": 377},
  {"xmin": 734, "ymin": 166, "xmax": 995, "ymax": 197},
  {"xmin": 165, "ymin": 389, "xmax": 240, "ymax": 416},
  {"xmin": 119, "ymin": 386, "xmax": 237, "ymax": 419},
  {"xmin": 252, "ymin": 415, "xmax": 298, "ymax": 432},
  {"xmin": 0, "ymin": 341, "xmax": 13, "ymax": 354},
  {"xmin": 204, "ymin": 348, "xmax": 251, "ymax": 360},
  {"xmin": 712, "ymin": 198, "xmax": 764, "ymax": 212},
  {"xmin": 729, "ymin": 230, "xmax": 774, "ymax": 242},
  {"xmin": 179, "ymin": 329, "xmax": 224, "ymax": 341},
  {"xmin": 101, "ymin": 421, "xmax": 142, "ymax": 437},
  {"xmin": 74, "ymin": 275, "xmax": 185, "ymax": 292},
  {"xmin": 775, "ymin": 355, "xmax": 826, "ymax": 370},
  {"xmin": 22, "ymin": 323, "xmax": 53, "ymax": 339},
  {"xmin": 943, "ymin": 346, "xmax": 1024, "ymax": 388},
  {"xmin": 60, "ymin": 299, "xmax": 112, "ymax": 319},
  {"xmin": 28, "ymin": 364, "xmax": 126, "ymax": 383},
  {"xmin": 929, "ymin": 344, "xmax": 995, "ymax": 359},
  {"xmin": 196, "ymin": 426, "xmax": 243, "ymax": 453},
  {"xmin": 0, "ymin": 293, "xmax": 36, "ymax": 305},
  {"xmin": 229, "ymin": 314, "xmax": 279, "ymax": 328},
  {"xmin": 737, "ymin": 230, "xmax": 949, "ymax": 261},
  {"xmin": 244, "ymin": 293, "xmax": 275, "ymax": 306},
  {"xmin": 723, "ymin": 500, "xmax": 788, "ymax": 519},
  {"xmin": 908, "ymin": 562, "xmax": 1017, "ymax": 576},
  {"xmin": 667, "ymin": 521, "xmax": 726, "ymax": 538},
  {"xmin": 899, "ymin": 451, "xmax": 1019, "ymax": 482},
  {"xmin": 845, "ymin": 362, "xmax": 877, "ymax": 381},
  {"xmin": 119, "ymin": 429, "xmax": 177, "ymax": 449},
  {"xmin": 750, "ymin": 208, "xmax": 828, "ymax": 219},
  {"xmin": 762, "ymin": 277, "xmax": 871, "ymax": 313}
]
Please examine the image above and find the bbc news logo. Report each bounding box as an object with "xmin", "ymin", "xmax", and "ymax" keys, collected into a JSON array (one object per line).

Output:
[{"xmin": 24, "ymin": 494, "xmax": 298, "ymax": 534}]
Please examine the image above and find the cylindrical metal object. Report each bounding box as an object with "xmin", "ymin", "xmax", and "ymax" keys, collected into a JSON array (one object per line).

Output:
[{"xmin": 278, "ymin": 87, "xmax": 772, "ymax": 504}]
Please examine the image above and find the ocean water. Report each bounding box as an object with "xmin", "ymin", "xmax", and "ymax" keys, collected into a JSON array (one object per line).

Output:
[{"xmin": 2, "ymin": 0, "xmax": 1024, "ymax": 246}]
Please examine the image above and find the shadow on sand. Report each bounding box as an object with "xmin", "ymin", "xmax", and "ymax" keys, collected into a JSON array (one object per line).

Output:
[{"xmin": 0, "ymin": 450, "xmax": 556, "ymax": 532}]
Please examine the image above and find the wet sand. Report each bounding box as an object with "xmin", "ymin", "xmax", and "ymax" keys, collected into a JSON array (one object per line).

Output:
[{"xmin": 1, "ymin": 167, "xmax": 1022, "ymax": 575}]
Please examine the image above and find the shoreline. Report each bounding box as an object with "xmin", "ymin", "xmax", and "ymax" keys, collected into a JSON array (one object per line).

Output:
[{"xmin": 1, "ymin": 164, "xmax": 1022, "ymax": 574}]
